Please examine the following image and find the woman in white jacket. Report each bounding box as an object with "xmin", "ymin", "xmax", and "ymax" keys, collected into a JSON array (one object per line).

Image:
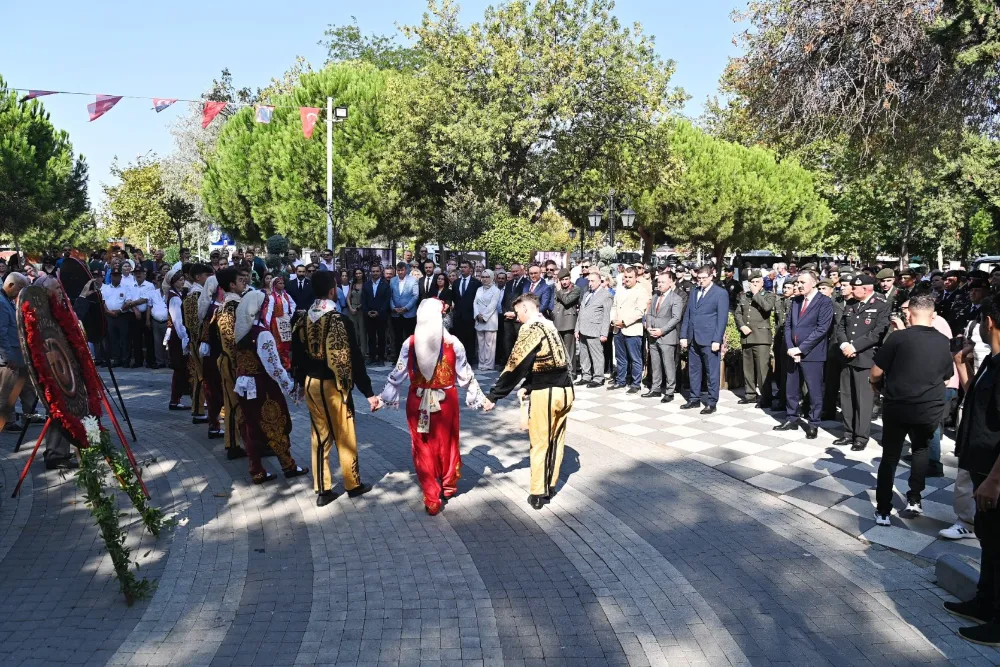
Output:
[{"xmin": 472, "ymin": 270, "xmax": 501, "ymax": 371}]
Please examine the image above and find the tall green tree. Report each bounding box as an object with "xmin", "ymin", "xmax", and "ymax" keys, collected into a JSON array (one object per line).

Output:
[
  {"xmin": 102, "ymin": 155, "xmax": 171, "ymax": 248},
  {"xmin": 0, "ymin": 77, "xmax": 89, "ymax": 247}
]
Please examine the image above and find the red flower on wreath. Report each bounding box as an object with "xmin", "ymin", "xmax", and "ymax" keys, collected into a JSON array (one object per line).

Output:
[{"xmin": 20, "ymin": 292, "xmax": 103, "ymax": 446}]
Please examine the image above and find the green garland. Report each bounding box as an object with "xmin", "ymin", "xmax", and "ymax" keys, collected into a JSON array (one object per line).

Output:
[{"xmin": 75, "ymin": 419, "xmax": 167, "ymax": 606}]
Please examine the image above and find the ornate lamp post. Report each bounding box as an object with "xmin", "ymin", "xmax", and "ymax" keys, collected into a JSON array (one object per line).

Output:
[{"xmin": 587, "ymin": 188, "xmax": 637, "ymax": 251}]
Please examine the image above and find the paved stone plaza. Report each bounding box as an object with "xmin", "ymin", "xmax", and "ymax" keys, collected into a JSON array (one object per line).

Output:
[{"xmin": 0, "ymin": 366, "xmax": 997, "ymax": 666}]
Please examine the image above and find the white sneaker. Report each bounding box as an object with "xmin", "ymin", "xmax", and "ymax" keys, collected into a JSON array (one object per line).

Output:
[
  {"xmin": 904, "ymin": 499, "xmax": 923, "ymax": 516},
  {"xmin": 939, "ymin": 523, "xmax": 977, "ymax": 540},
  {"xmin": 874, "ymin": 510, "xmax": 892, "ymax": 526}
]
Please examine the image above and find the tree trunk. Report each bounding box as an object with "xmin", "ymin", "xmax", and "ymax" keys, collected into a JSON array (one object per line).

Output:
[
  {"xmin": 960, "ymin": 215, "xmax": 972, "ymax": 268},
  {"xmin": 899, "ymin": 197, "xmax": 913, "ymax": 269},
  {"xmin": 713, "ymin": 242, "xmax": 727, "ymax": 271},
  {"xmin": 637, "ymin": 226, "xmax": 653, "ymax": 263}
]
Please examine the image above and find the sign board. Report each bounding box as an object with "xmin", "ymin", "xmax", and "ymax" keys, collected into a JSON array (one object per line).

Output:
[
  {"xmin": 442, "ymin": 250, "xmax": 488, "ymax": 269},
  {"xmin": 533, "ymin": 251, "xmax": 569, "ymax": 269},
  {"xmin": 339, "ymin": 247, "xmax": 396, "ymax": 272}
]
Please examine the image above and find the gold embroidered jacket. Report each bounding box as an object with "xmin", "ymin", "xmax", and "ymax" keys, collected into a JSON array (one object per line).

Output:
[
  {"xmin": 487, "ymin": 319, "xmax": 571, "ymax": 401},
  {"xmin": 290, "ymin": 311, "xmax": 374, "ymax": 398}
]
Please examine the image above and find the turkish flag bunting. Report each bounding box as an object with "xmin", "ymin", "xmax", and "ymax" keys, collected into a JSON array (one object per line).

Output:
[
  {"xmin": 300, "ymin": 107, "xmax": 320, "ymax": 139},
  {"xmin": 21, "ymin": 90, "xmax": 56, "ymax": 102},
  {"xmin": 88, "ymin": 95, "xmax": 123, "ymax": 122},
  {"xmin": 153, "ymin": 98, "xmax": 177, "ymax": 113},
  {"xmin": 202, "ymin": 101, "xmax": 227, "ymax": 128}
]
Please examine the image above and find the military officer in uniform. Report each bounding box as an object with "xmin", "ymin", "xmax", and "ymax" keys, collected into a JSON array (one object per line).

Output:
[
  {"xmin": 735, "ymin": 270, "xmax": 775, "ymax": 406},
  {"xmin": 834, "ymin": 274, "xmax": 891, "ymax": 451},
  {"xmin": 767, "ymin": 280, "xmax": 796, "ymax": 410}
]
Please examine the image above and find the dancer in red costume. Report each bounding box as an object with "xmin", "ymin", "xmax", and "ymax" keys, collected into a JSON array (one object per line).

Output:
[{"xmin": 379, "ymin": 298, "xmax": 485, "ymax": 515}]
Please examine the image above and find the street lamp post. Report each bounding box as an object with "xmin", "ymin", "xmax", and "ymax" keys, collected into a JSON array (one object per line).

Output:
[
  {"xmin": 326, "ymin": 99, "xmax": 349, "ymax": 253},
  {"xmin": 588, "ymin": 189, "xmax": 637, "ymax": 253}
]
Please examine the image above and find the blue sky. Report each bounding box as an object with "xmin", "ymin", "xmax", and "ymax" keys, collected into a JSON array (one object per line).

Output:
[{"xmin": 1, "ymin": 0, "xmax": 743, "ymax": 207}]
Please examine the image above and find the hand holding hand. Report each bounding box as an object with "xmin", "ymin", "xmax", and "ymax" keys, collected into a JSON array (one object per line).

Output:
[
  {"xmin": 482, "ymin": 398, "xmax": 496, "ymax": 412},
  {"xmin": 368, "ymin": 396, "xmax": 383, "ymax": 412},
  {"xmin": 841, "ymin": 343, "xmax": 856, "ymax": 357},
  {"xmin": 649, "ymin": 328, "xmax": 661, "ymax": 338},
  {"xmin": 680, "ymin": 339, "xmax": 688, "ymax": 350}
]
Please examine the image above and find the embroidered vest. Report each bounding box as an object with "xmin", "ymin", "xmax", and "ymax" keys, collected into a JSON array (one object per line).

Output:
[
  {"xmin": 182, "ymin": 291, "xmax": 202, "ymax": 345},
  {"xmin": 409, "ymin": 340, "xmax": 456, "ymax": 389},
  {"xmin": 235, "ymin": 325, "xmax": 264, "ymax": 377},
  {"xmin": 217, "ymin": 300, "xmax": 239, "ymax": 364}
]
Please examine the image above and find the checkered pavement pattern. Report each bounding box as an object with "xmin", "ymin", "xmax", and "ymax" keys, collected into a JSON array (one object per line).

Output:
[
  {"xmin": 368, "ymin": 358, "xmax": 978, "ymax": 561},
  {"xmin": 565, "ymin": 380, "xmax": 979, "ymax": 561}
]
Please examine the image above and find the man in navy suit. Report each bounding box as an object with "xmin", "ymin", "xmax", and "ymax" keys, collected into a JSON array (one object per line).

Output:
[
  {"xmin": 451, "ymin": 260, "xmax": 483, "ymax": 359},
  {"xmin": 361, "ymin": 264, "xmax": 392, "ymax": 363},
  {"xmin": 680, "ymin": 266, "xmax": 730, "ymax": 414},
  {"xmin": 774, "ymin": 270, "xmax": 834, "ymax": 438},
  {"xmin": 286, "ymin": 265, "xmax": 315, "ymax": 313},
  {"xmin": 520, "ymin": 264, "xmax": 554, "ymax": 317}
]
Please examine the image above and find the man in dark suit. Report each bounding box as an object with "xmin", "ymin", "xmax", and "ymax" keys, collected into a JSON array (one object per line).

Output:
[
  {"xmin": 451, "ymin": 260, "xmax": 482, "ymax": 358},
  {"xmin": 361, "ymin": 264, "xmax": 391, "ymax": 363},
  {"xmin": 286, "ymin": 265, "xmax": 315, "ymax": 313},
  {"xmin": 500, "ymin": 263, "xmax": 527, "ymax": 366},
  {"xmin": 774, "ymin": 270, "xmax": 834, "ymax": 438},
  {"xmin": 520, "ymin": 264, "xmax": 554, "ymax": 317},
  {"xmin": 833, "ymin": 274, "xmax": 890, "ymax": 451},
  {"xmin": 679, "ymin": 265, "xmax": 730, "ymax": 414},
  {"xmin": 417, "ymin": 260, "xmax": 439, "ymax": 304}
]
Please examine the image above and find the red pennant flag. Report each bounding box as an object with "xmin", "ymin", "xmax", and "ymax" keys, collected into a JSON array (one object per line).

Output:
[
  {"xmin": 88, "ymin": 95, "xmax": 123, "ymax": 122},
  {"xmin": 21, "ymin": 90, "xmax": 56, "ymax": 102},
  {"xmin": 152, "ymin": 98, "xmax": 177, "ymax": 113},
  {"xmin": 202, "ymin": 101, "xmax": 227, "ymax": 129},
  {"xmin": 300, "ymin": 107, "xmax": 320, "ymax": 139}
]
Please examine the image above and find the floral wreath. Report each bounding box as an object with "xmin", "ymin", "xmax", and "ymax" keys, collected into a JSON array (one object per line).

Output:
[{"xmin": 20, "ymin": 292, "xmax": 103, "ymax": 445}]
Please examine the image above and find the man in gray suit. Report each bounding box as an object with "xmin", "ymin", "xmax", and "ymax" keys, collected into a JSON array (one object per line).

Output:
[
  {"xmin": 553, "ymin": 269, "xmax": 582, "ymax": 377},
  {"xmin": 643, "ymin": 270, "xmax": 684, "ymax": 402},
  {"xmin": 574, "ymin": 271, "xmax": 612, "ymax": 388}
]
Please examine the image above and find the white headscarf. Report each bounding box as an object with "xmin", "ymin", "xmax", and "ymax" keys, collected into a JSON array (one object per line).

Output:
[
  {"xmin": 198, "ymin": 275, "xmax": 218, "ymax": 321},
  {"xmin": 414, "ymin": 298, "xmax": 444, "ymax": 380},
  {"xmin": 163, "ymin": 269, "xmax": 179, "ymax": 298},
  {"xmin": 234, "ymin": 290, "xmax": 266, "ymax": 343}
]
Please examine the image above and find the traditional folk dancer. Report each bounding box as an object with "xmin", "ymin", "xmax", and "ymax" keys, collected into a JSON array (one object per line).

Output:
[
  {"xmin": 212, "ymin": 268, "xmax": 248, "ymax": 459},
  {"xmin": 379, "ymin": 298, "xmax": 486, "ymax": 515},
  {"xmin": 165, "ymin": 269, "xmax": 191, "ymax": 411},
  {"xmin": 197, "ymin": 276, "xmax": 225, "ymax": 439},
  {"xmin": 291, "ymin": 271, "xmax": 377, "ymax": 507},
  {"xmin": 183, "ymin": 264, "xmax": 212, "ymax": 424},
  {"xmin": 261, "ymin": 278, "xmax": 295, "ymax": 369},
  {"xmin": 483, "ymin": 293, "xmax": 574, "ymax": 510},
  {"xmin": 231, "ymin": 290, "xmax": 309, "ymax": 484}
]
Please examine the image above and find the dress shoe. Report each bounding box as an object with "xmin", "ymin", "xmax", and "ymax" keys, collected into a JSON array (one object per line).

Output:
[
  {"xmin": 773, "ymin": 421, "xmax": 798, "ymax": 431},
  {"xmin": 45, "ymin": 455, "xmax": 79, "ymax": 470},
  {"xmin": 607, "ymin": 384, "xmax": 625, "ymax": 391},
  {"xmin": 738, "ymin": 397, "xmax": 756, "ymax": 405},
  {"xmin": 641, "ymin": 391, "xmax": 662, "ymax": 399},
  {"xmin": 316, "ymin": 491, "xmax": 338, "ymax": 507},
  {"xmin": 207, "ymin": 430, "xmax": 224, "ymax": 439},
  {"xmin": 168, "ymin": 403, "xmax": 190, "ymax": 411},
  {"xmin": 226, "ymin": 447, "xmax": 248, "ymax": 460},
  {"xmin": 347, "ymin": 483, "xmax": 373, "ymax": 498},
  {"xmin": 700, "ymin": 405, "xmax": 716, "ymax": 415},
  {"xmin": 832, "ymin": 436, "xmax": 853, "ymax": 447},
  {"xmin": 574, "ymin": 379, "xmax": 590, "ymax": 386},
  {"xmin": 283, "ymin": 466, "xmax": 309, "ymax": 479},
  {"xmin": 586, "ymin": 381, "xmax": 604, "ymax": 389},
  {"xmin": 192, "ymin": 416, "xmax": 209, "ymax": 424},
  {"xmin": 850, "ymin": 440, "xmax": 867, "ymax": 451},
  {"xmin": 680, "ymin": 401, "xmax": 702, "ymax": 410},
  {"xmin": 626, "ymin": 386, "xmax": 640, "ymax": 395},
  {"xmin": 804, "ymin": 425, "xmax": 818, "ymax": 439},
  {"xmin": 661, "ymin": 394, "xmax": 674, "ymax": 403}
]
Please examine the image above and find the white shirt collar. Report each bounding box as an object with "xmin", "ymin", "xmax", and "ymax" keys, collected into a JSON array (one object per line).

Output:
[{"xmin": 308, "ymin": 298, "xmax": 340, "ymax": 322}]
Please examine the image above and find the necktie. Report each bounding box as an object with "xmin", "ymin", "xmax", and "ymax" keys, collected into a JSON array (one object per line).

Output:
[
  {"xmin": 800, "ymin": 298, "xmax": 809, "ymax": 317},
  {"xmin": 697, "ymin": 289, "xmax": 703, "ymax": 302},
  {"xmin": 462, "ymin": 277, "xmax": 467, "ymax": 296},
  {"xmin": 584, "ymin": 291, "xmax": 593, "ymax": 306},
  {"xmin": 530, "ymin": 281, "xmax": 536, "ymax": 293},
  {"xmin": 655, "ymin": 295, "xmax": 663, "ymax": 312}
]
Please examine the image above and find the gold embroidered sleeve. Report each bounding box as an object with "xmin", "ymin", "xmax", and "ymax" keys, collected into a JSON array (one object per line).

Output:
[{"xmin": 324, "ymin": 315, "xmax": 354, "ymax": 393}]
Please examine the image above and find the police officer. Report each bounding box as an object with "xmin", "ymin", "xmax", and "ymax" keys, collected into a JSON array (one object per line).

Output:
[
  {"xmin": 735, "ymin": 270, "xmax": 776, "ymax": 406},
  {"xmin": 834, "ymin": 274, "xmax": 891, "ymax": 451}
]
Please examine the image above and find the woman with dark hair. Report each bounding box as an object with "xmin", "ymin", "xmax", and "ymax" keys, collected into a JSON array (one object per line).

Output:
[
  {"xmin": 348, "ymin": 268, "xmax": 368, "ymax": 358},
  {"xmin": 435, "ymin": 273, "xmax": 454, "ymax": 331}
]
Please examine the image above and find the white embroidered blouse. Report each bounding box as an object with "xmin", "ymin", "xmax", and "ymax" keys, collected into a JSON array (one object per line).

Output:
[{"xmin": 379, "ymin": 333, "xmax": 486, "ymax": 409}]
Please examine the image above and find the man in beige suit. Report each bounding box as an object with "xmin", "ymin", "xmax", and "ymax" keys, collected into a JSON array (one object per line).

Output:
[{"xmin": 609, "ymin": 267, "xmax": 649, "ymax": 394}]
